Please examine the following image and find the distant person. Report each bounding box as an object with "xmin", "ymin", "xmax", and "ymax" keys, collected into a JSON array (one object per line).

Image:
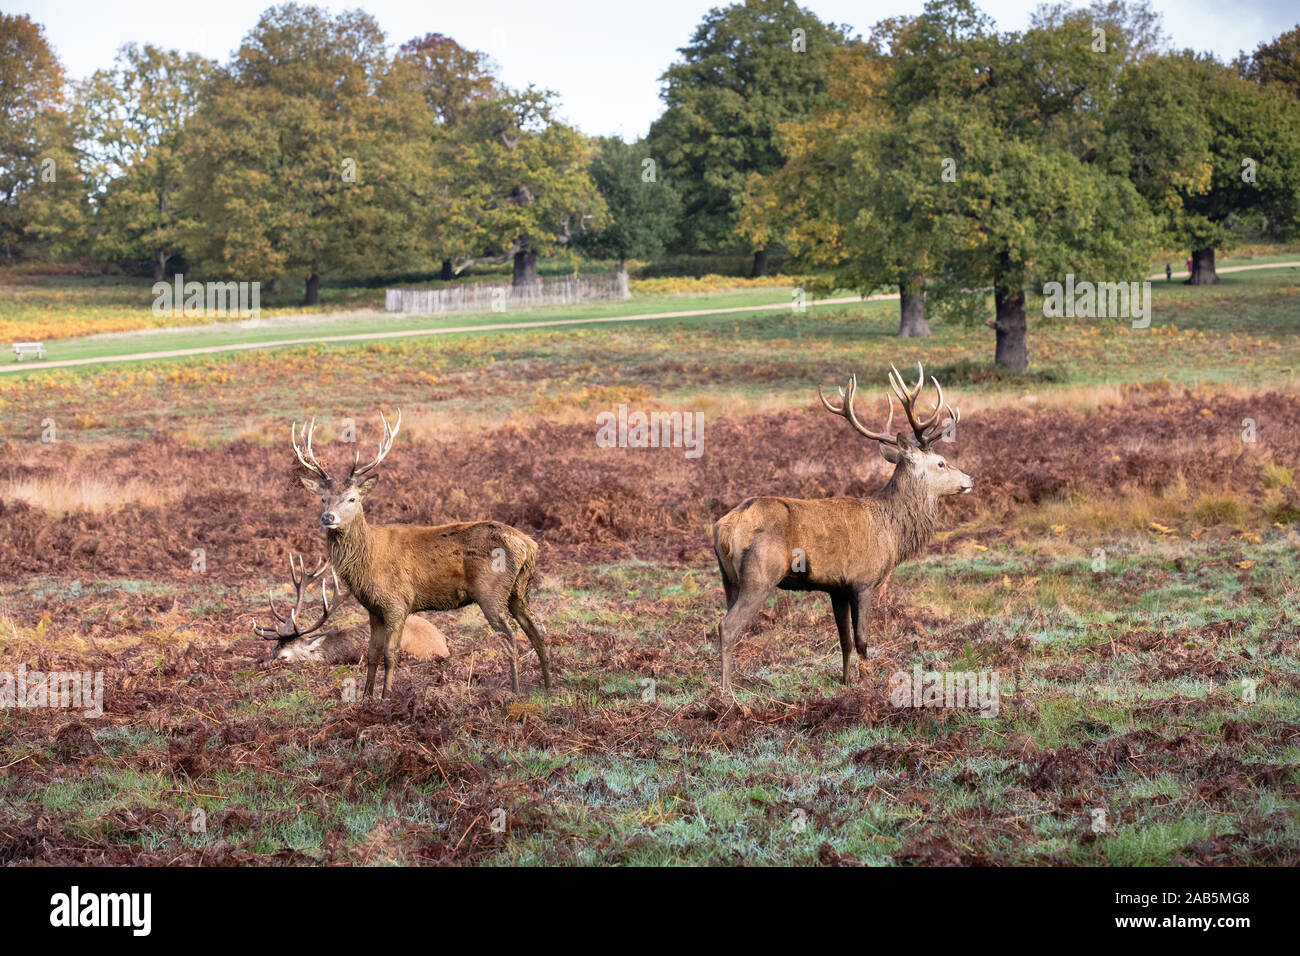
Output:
[
  {"xmin": 1186, "ymin": 257, "xmax": 1194, "ymax": 276},
  {"xmin": 1165, "ymin": 264, "xmax": 1172, "ymax": 282}
]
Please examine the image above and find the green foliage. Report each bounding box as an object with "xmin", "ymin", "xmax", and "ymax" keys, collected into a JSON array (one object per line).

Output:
[
  {"xmin": 648, "ymin": 0, "xmax": 854, "ymax": 251},
  {"xmin": 1235, "ymin": 23, "xmax": 1300, "ymax": 97},
  {"xmin": 77, "ymin": 44, "xmax": 215, "ymax": 275},
  {"xmin": 577, "ymin": 137, "xmax": 681, "ymax": 266},
  {"xmin": 453, "ymin": 87, "xmax": 606, "ymax": 266},
  {"xmin": 0, "ymin": 13, "xmax": 79, "ymax": 260},
  {"xmin": 180, "ymin": 4, "xmax": 435, "ymax": 288}
]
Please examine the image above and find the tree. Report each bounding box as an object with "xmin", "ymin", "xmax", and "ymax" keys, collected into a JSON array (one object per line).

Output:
[
  {"xmin": 1110, "ymin": 53, "xmax": 1300, "ymax": 283},
  {"xmin": 740, "ymin": 40, "xmax": 946, "ymax": 335},
  {"xmin": 647, "ymin": 0, "xmax": 853, "ymax": 269},
  {"xmin": 181, "ymin": 4, "xmax": 434, "ymax": 304},
  {"xmin": 831, "ymin": 101, "xmax": 978, "ymax": 338},
  {"xmin": 0, "ymin": 14, "xmax": 73, "ymax": 259},
  {"xmin": 454, "ymin": 86, "xmax": 605, "ymax": 293},
  {"xmin": 873, "ymin": 0, "xmax": 1161, "ymax": 369},
  {"xmin": 1235, "ymin": 24, "xmax": 1300, "ymax": 97},
  {"xmin": 577, "ymin": 137, "xmax": 681, "ymax": 284},
  {"xmin": 398, "ymin": 33, "xmax": 496, "ymax": 280},
  {"xmin": 78, "ymin": 44, "xmax": 214, "ymax": 278}
]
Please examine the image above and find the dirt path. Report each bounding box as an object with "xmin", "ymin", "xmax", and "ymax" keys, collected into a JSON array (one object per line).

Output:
[{"xmin": 6, "ymin": 261, "xmax": 1297, "ymax": 375}]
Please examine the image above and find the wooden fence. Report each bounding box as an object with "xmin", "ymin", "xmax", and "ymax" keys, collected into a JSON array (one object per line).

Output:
[{"xmin": 385, "ymin": 272, "xmax": 630, "ymax": 315}]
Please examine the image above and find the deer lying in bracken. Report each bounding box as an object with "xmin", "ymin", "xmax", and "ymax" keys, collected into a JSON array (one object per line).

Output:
[
  {"xmin": 292, "ymin": 411, "xmax": 551, "ymax": 697},
  {"xmin": 253, "ymin": 554, "xmax": 449, "ymax": 664},
  {"xmin": 713, "ymin": 363, "xmax": 973, "ymax": 691}
]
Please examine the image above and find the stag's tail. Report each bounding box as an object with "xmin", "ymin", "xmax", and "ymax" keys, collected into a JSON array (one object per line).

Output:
[{"xmin": 713, "ymin": 516, "xmax": 740, "ymax": 588}]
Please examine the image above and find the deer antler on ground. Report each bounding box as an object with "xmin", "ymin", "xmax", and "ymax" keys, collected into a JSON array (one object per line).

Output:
[{"xmin": 253, "ymin": 554, "xmax": 341, "ymax": 640}]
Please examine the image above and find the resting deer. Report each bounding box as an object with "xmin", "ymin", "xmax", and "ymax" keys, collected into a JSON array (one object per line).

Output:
[
  {"xmin": 713, "ymin": 363, "xmax": 973, "ymax": 691},
  {"xmin": 253, "ymin": 554, "xmax": 449, "ymax": 664},
  {"xmin": 291, "ymin": 411, "xmax": 551, "ymax": 697}
]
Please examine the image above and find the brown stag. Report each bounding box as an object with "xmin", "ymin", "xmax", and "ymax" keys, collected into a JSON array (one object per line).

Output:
[
  {"xmin": 291, "ymin": 411, "xmax": 551, "ymax": 697},
  {"xmin": 253, "ymin": 554, "xmax": 449, "ymax": 664},
  {"xmin": 713, "ymin": 363, "xmax": 973, "ymax": 691}
]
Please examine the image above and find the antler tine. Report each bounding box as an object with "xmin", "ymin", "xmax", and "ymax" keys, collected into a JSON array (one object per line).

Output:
[
  {"xmin": 818, "ymin": 374, "xmax": 898, "ymax": 444},
  {"xmin": 258, "ymin": 587, "xmax": 290, "ymax": 639},
  {"xmin": 349, "ymin": 408, "xmax": 403, "ymax": 481},
  {"xmin": 293, "ymin": 563, "xmax": 339, "ymax": 638},
  {"xmin": 291, "ymin": 419, "xmax": 332, "ymax": 482},
  {"xmin": 889, "ymin": 362, "xmax": 948, "ymax": 444},
  {"xmin": 255, "ymin": 555, "xmax": 339, "ymax": 639}
]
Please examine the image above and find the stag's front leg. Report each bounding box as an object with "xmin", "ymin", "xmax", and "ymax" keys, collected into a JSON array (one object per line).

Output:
[
  {"xmin": 365, "ymin": 611, "xmax": 389, "ymax": 698},
  {"xmin": 831, "ymin": 592, "xmax": 854, "ymax": 684},
  {"xmin": 381, "ymin": 610, "xmax": 406, "ymax": 698}
]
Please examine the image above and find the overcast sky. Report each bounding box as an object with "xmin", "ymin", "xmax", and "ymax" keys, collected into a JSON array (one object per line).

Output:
[{"xmin": 13, "ymin": 0, "xmax": 1300, "ymax": 139}]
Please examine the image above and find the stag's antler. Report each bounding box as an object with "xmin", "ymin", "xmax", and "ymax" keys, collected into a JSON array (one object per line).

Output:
[
  {"xmin": 253, "ymin": 554, "xmax": 341, "ymax": 640},
  {"xmin": 349, "ymin": 409, "xmax": 402, "ymax": 482},
  {"xmin": 819, "ymin": 364, "xmax": 959, "ymax": 449},
  {"xmin": 818, "ymin": 374, "xmax": 899, "ymax": 444},
  {"xmin": 887, "ymin": 361, "xmax": 959, "ymax": 448},
  {"xmin": 292, "ymin": 419, "xmax": 332, "ymax": 485}
]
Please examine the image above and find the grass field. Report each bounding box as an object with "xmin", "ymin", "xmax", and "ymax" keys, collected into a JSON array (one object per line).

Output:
[{"xmin": 0, "ymin": 261, "xmax": 1297, "ymax": 865}]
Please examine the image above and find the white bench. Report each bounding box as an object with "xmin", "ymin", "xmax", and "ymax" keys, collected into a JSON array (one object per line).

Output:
[{"xmin": 12, "ymin": 342, "xmax": 45, "ymax": 361}]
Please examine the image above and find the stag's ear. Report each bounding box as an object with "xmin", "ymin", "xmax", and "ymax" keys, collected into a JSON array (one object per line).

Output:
[
  {"xmin": 357, "ymin": 474, "xmax": 380, "ymax": 497},
  {"xmin": 880, "ymin": 437, "xmax": 920, "ymax": 464},
  {"xmin": 299, "ymin": 473, "xmax": 328, "ymax": 495}
]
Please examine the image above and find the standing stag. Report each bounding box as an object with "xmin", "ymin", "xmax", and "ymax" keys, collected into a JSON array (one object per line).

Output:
[
  {"xmin": 291, "ymin": 411, "xmax": 551, "ymax": 697},
  {"xmin": 253, "ymin": 554, "xmax": 449, "ymax": 664},
  {"xmin": 712, "ymin": 363, "xmax": 973, "ymax": 691}
]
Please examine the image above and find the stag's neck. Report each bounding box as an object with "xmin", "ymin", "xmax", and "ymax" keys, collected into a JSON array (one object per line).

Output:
[
  {"xmin": 326, "ymin": 515, "xmax": 375, "ymax": 596},
  {"xmin": 876, "ymin": 470, "xmax": 940, "ymax": 565}
]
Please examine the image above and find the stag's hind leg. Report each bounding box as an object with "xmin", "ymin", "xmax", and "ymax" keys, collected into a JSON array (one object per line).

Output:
[
  {"xmin": 717, "ymin": 549, "xmax": 782, "ymax": 693},
  {"xmin": 481, "ymin": 604, "xmax": 521, "ymax": 693},
  {"xmin": 717, "ymin": 554, "xmax": 739, "ymax": 610},
  {"xmin": 850, "ymin": 588, "xmax": 874, "ymax": 660},
  {"xmin": 510, "ymin": 593, "xmax": 551, "ymax": 691}
]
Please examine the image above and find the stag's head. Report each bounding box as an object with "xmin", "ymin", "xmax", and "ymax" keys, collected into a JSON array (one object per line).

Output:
[
  {"xmin": 819, "ymin": 363, "xmax": 973, "ymax": 497},
  {"xmin": 253, "ymin": 554, "xmax": 342, "ymax": 662},
  {"xmin": 292, "ymin": 410, "xmax": 401, "ymax": 530}
]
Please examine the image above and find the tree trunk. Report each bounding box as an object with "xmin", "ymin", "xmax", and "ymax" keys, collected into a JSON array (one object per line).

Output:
[
  {"xmin": 440, "ymin": 258, "xmax": 454, "ymax": 281},
  {"xmin": 153, "ymin": 248, "xmax": 167, "ymax": 282},
  {"xmin": 616, "ymin": 259, "xmax": 630, "ymax": 300},
  {"xmin": 1188, "ymin": 246, "xmax": 1219, "ymax": 285},
  {"xmin": 898, "ymin": 279, "xmax": 931, "ymax": 337},
  {"xmin": 751, "ymin": 248, "xmax": 768, "ymax": 278},
  {"xmin": 993, "ymin": 285, "xmax": 1028, "ymax": 372},
  {"xmin": 303, "ymin": 273, "xmax": 320, "ymax": 307},
  {"xmin": 512, "ymin": 248, "xmax": 539, "ymax": 297}
]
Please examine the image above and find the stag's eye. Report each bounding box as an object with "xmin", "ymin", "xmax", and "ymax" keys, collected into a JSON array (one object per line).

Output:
[{"xmin": 938, "ymin": 461, "xmax": 946, "ymax": 469}]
